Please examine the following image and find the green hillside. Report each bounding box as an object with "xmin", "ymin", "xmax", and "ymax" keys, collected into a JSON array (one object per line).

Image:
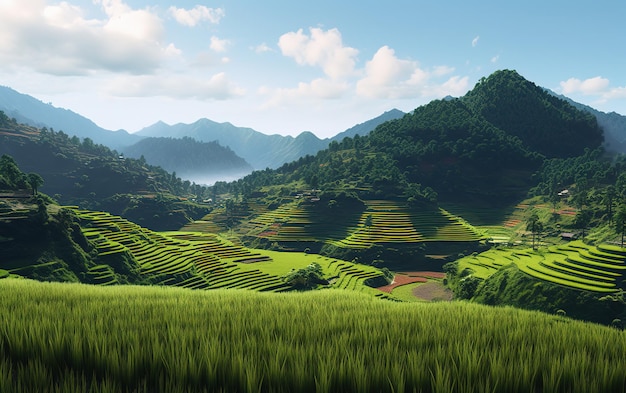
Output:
[
  {"xmin": 0, "ymin": 113, "xmax": 213, "ymax": 230},
  {"xmin": 4, "ymin": 69, "xmax": 626, "ymax": 328},
  {"xmin": 122, "ymin": 136, "xmax": 253, "ymax": 183}
]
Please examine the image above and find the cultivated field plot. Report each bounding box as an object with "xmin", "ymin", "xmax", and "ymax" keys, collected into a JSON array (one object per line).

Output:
[
  {"xmin": 330, "ymin": 200, "xmax": 484, "ymax": 249},
  {"xmin": 459, "ymin": 240, "xmax": 626, "ymax": 293},
  {"xmin": 73, "ymin": 209, "xmax": 390, "ymax": 295}
]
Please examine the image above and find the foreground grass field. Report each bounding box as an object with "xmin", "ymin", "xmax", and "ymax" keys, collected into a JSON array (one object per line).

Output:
[{"xmin": 1, "ymin": 278, "xmax": 625, "ymax": 393}]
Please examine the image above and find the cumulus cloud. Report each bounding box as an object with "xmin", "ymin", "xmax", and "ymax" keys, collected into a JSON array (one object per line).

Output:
[
  {"xmin": 0, "ymin": 0, "xmax": 176, "ymax": 75},
  {"xmin": 210, "ymin": 36, "xmax": 230, "ymax": 53},
  {"xmin": 106, "ymin": 72, "xmax": 245, "ymax": 100},
  {"xmin": 356, "ymin": 46, "xmax": 468, "ymax": 99},
  {"xmin": 560, "ymin": 76, "xmax": 610, "ymax": 95},
  {"xmin": 278, "ymin": 27, "xmax": 359, "ymax": 79},
  {"xmin": 559, "ymin": 76, "xmax": 626, "ymax": 109},
  {"xmin": 472, "ymin": 36, "xmax": 480, "ymax": 47},
  {"xmin": 168, "ymin": 5, "xmax": 225, "ymax": 27}
]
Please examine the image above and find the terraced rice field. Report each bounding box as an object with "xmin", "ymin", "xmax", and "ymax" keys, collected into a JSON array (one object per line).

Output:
[
  {"xmin": 460, "ymin": 240, "xmax": 626, "ymax": 293},
  {"xmin": 244, "ymin": 200, "xmax": 362, "ymax": 242},
  {"xmin": 331, "ymin": 200, "xmax": 483, "ymax": 249},
  {"xmin": 73, "ymin": 209, "xmax": 391, "ymax": 295}
]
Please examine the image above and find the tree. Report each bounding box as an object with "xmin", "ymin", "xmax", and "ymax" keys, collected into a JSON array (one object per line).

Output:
[
  {"xmin": 603, "ymin": 185, "xmax": 617, "ymax": 224},
  {"xmin": 283, "ymin": 262, "xmax": 327, "ymax": 290},
  {"xmin": 574, "ymin": 208, "xmax": 592, "ymax": 240},
  {"xmin": 614, "ymin": 204, "xmax": 626, "ymax": 247},
  {"xmin": 27, "ymin": 173, "xmax": 44, "ymax": 195},
  {"xmin": 526, "ymin": 212, "xmax": 543, "ymax": 249}
]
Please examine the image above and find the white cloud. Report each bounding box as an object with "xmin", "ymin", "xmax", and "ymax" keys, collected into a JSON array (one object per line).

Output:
[
  {"xmin": 0, "ymin": 0, "xmax": 175, "ymax": 75},
  {"xmin": 278, "ymin": 27, "xmax": 359, "ymax": 79},
  {"xmin": 106, "ymin": 72, "xmax": 245, "ymax": 100},
  {"xmin": 491, "ymin": 55, "xmax": 499, "ymax": 63},
  {"xmin": 356, "ymin": 46, "xmax": 467, "ymax": 99},
  {"xmin": 253, "ymin": 43, "xmax": 273, "ymax": 54},
  {"xmin": 560, "ymin": 76, "xmax": 610, "ymax": 95},
  {"xmin": 472, "ymin": 36, "xmax": 480, "ymax": 47},
  {"xmin": 559, "ymin": 77, "xmax": 626, "ymax": 111},
  {"xmin": 168, "ymin": 5, "xmax": 225, "ymax": 27},
  {"xmin": 259, "ymin": 78, "xmax": 350, "ymax": 110},
  {"xmin": 429, "ymin": 75, "xmax": 470, "ymax": 97},
  {"xmin": 210, "ymin": 36, "xmax": 230, "ymax": 53}
]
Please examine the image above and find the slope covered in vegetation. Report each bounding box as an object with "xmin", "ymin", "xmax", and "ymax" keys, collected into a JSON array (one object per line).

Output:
[
  {"xmin": 122, "ymin": 136, "xmax": 253, "ymax": 184},
  {"xmin": 1, "ymin": 278, "xmax": 625, "ymax": 393},
  {"xmin": 0, "ymin": 112, "xmax": 213, "ymax": 230}
]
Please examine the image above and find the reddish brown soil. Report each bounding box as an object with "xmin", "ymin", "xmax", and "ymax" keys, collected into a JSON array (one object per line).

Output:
[
  {"xmin": 376, "ymin": 274, "xmax": 427, "ymax": 293},
  {"xmin": 376, "ymin": 271, "xmax": 446, "ymax": 293}
]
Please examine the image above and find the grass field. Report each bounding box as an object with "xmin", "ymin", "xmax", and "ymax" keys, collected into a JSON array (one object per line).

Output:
[{"xmin": 1, "ymin": 278, "xmax": 625, "ymax": 393}]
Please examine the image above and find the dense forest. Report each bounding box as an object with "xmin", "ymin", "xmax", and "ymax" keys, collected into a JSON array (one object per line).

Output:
[
  {"xmin": 0, "ymin": 112, "xmax": 213, "ymax": 230},
  {"xmin": 215, "ymin": 70, "xmax": 604, "ymax": 207}
]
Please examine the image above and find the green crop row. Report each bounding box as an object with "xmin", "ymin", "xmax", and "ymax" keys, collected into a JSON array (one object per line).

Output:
[{"xmin": 459, "ymin": 240, "xmax": 626, "ymax": 293}]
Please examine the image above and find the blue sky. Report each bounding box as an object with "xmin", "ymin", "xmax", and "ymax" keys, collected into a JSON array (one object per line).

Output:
[{"xmin": 1, "ymin": 1, "xmax": 625, "ymax": 138}]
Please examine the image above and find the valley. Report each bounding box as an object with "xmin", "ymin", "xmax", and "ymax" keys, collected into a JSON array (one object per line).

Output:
[{"xmin": 2, "ymin": 69, "xmax": 626, "ymax": 392}]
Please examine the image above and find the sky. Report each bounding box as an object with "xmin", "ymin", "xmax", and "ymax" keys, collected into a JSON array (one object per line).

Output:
[{"xmin": 1, "ymin": 1, "xmax": 625, "ymax": 139}]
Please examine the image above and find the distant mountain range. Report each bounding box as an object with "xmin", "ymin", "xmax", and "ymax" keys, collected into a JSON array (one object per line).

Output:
[
  {"xmin": 0, "ymin": 85, "xmax": 404, "ymax": 174},
  {"xmin": 2, "ymin": 81, "xmax": 626, "ymax": 179},
  {"xmin": 0, "ymin": 86, "xmax": 141, "ymax": 150},
  {"xmin": 135, "ymin": 109, "xmax": 404, "ymax": 170},
  {"xmin": 122, "ymin": 136, "xmax": 253, "ymax": 185}
]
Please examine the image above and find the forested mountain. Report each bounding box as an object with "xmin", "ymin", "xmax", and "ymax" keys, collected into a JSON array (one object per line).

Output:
[
  {"xmin": 232, "ymin": 70, "xmax": 604, "ymax": 205},
  {"xmin": 462, "ymin": 70, "xmax": 604, "ymax": 158},
  {"xmin": 548, "ymin": 91, "xmax": 626, "ymax": 153},
  {"xmin": 136, "ymin": 110, "xmax": 404, "ymax": 170},
  {"xmin": 0, "ymin": 86, "xmax": 141, "ymax": 150},
  {"xmin": 0, "ymin": 112, "xmax": 211, "ymax": 229},
  {"xmin": 122, "ymin": 137, "xmax": 253, "ymax": 185}
]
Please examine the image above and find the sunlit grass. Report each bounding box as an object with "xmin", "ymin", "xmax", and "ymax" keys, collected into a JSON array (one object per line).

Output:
[{"xmin": 1, "ymin": 278, "xmax": 625, "ymax": 392}]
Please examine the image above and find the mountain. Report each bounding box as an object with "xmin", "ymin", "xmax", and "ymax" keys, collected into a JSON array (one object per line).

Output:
[
  {"xmin": 0, "ymin": 86, "xmax": 141, "ymax": 150},
  {"xmin": 237, "ymin": 70, "xmax": 604, "ymax": 206},
  {"xmin": 329, "ymin": 109, "xmax": 405, "ymax": 142},
  {"xmin": 0, "ymin": 113, "xmax": 211, "ymax": 230},
  {"xmin": 546, "ymin": 91, "xmax": 626, "ymax": 153},
  {"xmin": 136, "ymin": 110, "xmax": 404, "ymax": 170},
  {"xmin": 122, "ymin": 136, "xmax": 253, "ymax": 185},
  {"xmin": 462, "ymin": 70, "xmax": 604, "ymax": 158}
]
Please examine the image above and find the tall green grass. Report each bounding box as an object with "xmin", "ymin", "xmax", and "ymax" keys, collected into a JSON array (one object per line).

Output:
[{"xmin": 1, "ymin": 278, "xmax": 625, "ymax": 392}]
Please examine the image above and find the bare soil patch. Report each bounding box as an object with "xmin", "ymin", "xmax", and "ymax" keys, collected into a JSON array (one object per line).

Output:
[
  {"xmin": 376, "ymin": 274, "xmax": 427, "ymax": 293},
  {"xmin": 376, "ymin": 271, "xmax": 446, "ymax": 293},
  {"xmin": 412, "ymin": 282, "xmax": 453, "ymax": 301}
]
